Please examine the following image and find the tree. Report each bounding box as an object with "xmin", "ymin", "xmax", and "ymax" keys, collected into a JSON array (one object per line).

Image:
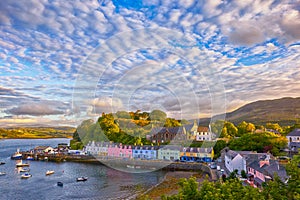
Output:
[
  {"xmin": 228, "ymin": 132, "xmax": 287, "ymax": 156},
  {"xmin": 115, "ymin": 111, "xmax": 131, "ymax": 119},
  {"xmin": 286, "ymin": 155, "xmax": 300, "ymax": 199},
  {"xmin": 237, "ymin": 121, "xmax": 255, "ymax": 136},
  {"xmin": 225, "ymin": 121, "xmax": 238, "ymax": 138},
  {"xmin": 213, "ymin": 140, "xmax": 227, "ymax": 158},
  {"xmin": 241, "ymin": 170, "xmax": 247, "ymax": 179},
  {"xmin": 98, "ymin": 113, "xmax": 120, "ymax": 135},
  {"xmin": 266, "ymin": 123, "xmax": 283, "ymax": 133},
  {"xmin": 164, "ymin": 118, "xmax": 181, "ymax": 127},
  {"xmin": 177, "ymin": 177, "xmax": 199, "ymax": 199},
  {"xmin": 150, "ymin": 110, "xmax": 167, "ymax": 121}
]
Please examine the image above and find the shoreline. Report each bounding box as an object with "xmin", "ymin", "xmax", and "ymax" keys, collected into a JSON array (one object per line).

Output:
[{"xmin": 135, "ymin": 171, "xmax": 205, "ymax": 200}]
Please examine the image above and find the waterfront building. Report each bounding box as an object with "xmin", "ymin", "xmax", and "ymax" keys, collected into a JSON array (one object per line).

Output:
[
  {"xmin": 84, "ymin": 141, "xmax": 109, "ymax": 156},
  {"xmin": 107, "ymin": 143, "xmax": 120, "ymax": 157},
  {"xmin": 180, "ymin": 147, "xmax": 214, "ymax": 162},
  {"xmin": 132, "ymin": 146, "xmax": 158, "ymax": 160},
  {"xmin": 33, "ymin": 146, "xmax": 54, "ymax": 154},
  {"xmin": 119, "ymin": 144, "xmax": 132, "ymax": 158},
  {"xmin": 107, "ymin": 143, "xmax": 132, "ymax": 158},
  {"xmin": 157, "ymin": 145, "xmax": 181, "ymax": 161}
]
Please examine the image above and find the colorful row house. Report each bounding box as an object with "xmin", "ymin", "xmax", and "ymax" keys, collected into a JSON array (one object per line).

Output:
[
  {"xmin": 132, "ymin": 146, "xmax": 158, "ymax": 160},
  {"xmin": 157, "ymin": 145, "xmax": 181, "ymax": 161},
  {"xmin": 84, "ymin": 141, "xmax": 214, "ymax": 162},
  {"xmin": 107, "ymin": 143, "xmax": 132, "ymax": 158},
  {"xmin": 84, "ymin": 141, "xmax": 109, "ymax": 156},
  {"xmin": 180, "ymin": 147, "xmax": 214, "ymax": 162}
]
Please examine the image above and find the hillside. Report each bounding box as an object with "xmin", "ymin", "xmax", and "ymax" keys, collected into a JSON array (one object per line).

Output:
[
  {"xmin": 0, "ymin": 126, "xmax": 75, "ymax": 139},
  {"xmin": 200, "ymin": 97, "xmax": 300, "ymax": 126}
]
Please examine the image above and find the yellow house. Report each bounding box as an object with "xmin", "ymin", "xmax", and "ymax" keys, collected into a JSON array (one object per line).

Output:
[{"xmin": 180, "ymin": 147, "xmax": 214, "ymax": 162}]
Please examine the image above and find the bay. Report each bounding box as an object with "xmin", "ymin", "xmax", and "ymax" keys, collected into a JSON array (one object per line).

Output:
[{"xmin": 0, "ymin": 138, "xmax": 165, "ymax": 200}]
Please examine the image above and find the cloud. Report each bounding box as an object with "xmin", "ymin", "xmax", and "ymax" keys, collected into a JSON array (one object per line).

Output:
[
  {"xmin": 4, "ymin": 101, "xmax": 67, "ymax": 116},
  {"xmin": 0, "ymin": 0, "xmax": 300, "ymax": 127},
  {"xmin": 228, "ymin": 24, "xmax": 264, "ymax": 45}
]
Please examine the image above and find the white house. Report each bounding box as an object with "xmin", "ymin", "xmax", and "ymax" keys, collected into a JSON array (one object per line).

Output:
[
  {"xmin": 195, "ymin": 126, "xmax": 214, "ymax": 141},
  {"xmin": 287, "ymin": 129, "xmax": 300, "ymax": 151},
  {"xmin": 225, "ymin": 149, "xmax": 247, "ymax": 174},
  {"xmin": 224, "ymin": 148, "xmax": 272, "ymax": 175},
  {"xmin": 84, "ymin": 141, "xmax": 109, "ymax": 156},
  {"xmin": 287, "ymin": 129, "xmax": 300, "ymax": 144},
  {"xmin": 44, "ymin": 146, "xmax": 55, "ymax": 154}
]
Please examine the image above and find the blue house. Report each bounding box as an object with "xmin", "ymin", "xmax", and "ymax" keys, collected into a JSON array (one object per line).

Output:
[{"xmin": 132, "ymin": 146, "xmax": 158, "ymax": 160}]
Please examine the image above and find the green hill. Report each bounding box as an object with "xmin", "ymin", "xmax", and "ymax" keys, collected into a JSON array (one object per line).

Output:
[{"xmin": 0, "ymin": 126, "xmax": 75, "ymax": 139}]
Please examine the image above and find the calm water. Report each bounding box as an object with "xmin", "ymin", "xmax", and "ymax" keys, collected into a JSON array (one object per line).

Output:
[{"xmin": 0, "ymin": 139, "xmax": 165, "ymax": 200}]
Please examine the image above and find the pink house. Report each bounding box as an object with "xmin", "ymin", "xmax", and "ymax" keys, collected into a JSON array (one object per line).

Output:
[
  {"xmin": 119, "ymin": 144, "xmax": 132, "ymax": 158},
  {"xmin": 247, "ymin": 158, "xmax": 287, "ymax": 187},
  {"xmin": 107, "ymin": 143, "xmax": 132, "ymax": 158},
  {"xmin": 107, "ymin": 143, "xmax": 120, "ymax": 157}
]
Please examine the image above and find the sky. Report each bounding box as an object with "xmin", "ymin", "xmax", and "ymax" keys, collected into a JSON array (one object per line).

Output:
[{"xmin": 0, "ymin": 0, "xmax": 300, "ymax": 127}]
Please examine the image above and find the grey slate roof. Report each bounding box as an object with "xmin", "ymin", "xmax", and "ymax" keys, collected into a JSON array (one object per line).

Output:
[
  {"xmin": 287, "ymin": 129, "xmax": 300, "ymax": 136},
  {"xmin": 158, "ymin": 145, "xmax": 181, "ymax": 151},
  {"xmin": 248, "ymin": 160, "xmax": 288, "ymax": 183}
]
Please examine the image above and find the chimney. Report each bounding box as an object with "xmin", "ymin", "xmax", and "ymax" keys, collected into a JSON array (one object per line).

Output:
[{"xmin": 259, "ymin": 160, "xmax": 270, "ymax": 168}]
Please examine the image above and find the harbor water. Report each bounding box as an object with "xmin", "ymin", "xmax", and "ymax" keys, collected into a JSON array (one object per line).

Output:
[{"xmin": 0, "ymin": 138, "xmax": 165, "ymax": 200}]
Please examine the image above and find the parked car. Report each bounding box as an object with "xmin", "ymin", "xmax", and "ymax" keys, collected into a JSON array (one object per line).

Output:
[{"xmin": 210, "ymin": 163, "xmax": 217, "ymax": 169}]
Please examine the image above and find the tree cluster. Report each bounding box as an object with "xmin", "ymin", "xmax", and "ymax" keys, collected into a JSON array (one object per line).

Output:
[{"xmin": 162, "ymin": 157, "xmax": 300, "ymax": 200}]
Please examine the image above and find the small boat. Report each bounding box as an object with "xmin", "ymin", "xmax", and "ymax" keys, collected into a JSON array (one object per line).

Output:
[
  {"xmin": 76, "ymin": 176, "xmax": 88, "ymax": 182},
  {"xmin": 16, "ymin": 160, "xmax": 30, "ymax": 167},
  {"xmin": 20, "ymin": 168, "xmax": 30, "ymax": 172},
  {"xmin": 26, "ymin": 156, "xmax": 34, "ymax": 161},
  {"xmin": 21, "ymin": 173, "xmax": 32, "ymax": 179},
  {"xmin": 57, "ymin": 182, "xmax": 63, "ymax": 187},
  {"xmin": 0, "ymin": 172, "xmax": 6, "ymax": 176},
  {"xmin": 11, "ymin": 149, "xmax": 22, "ymax": 160},
  {"xmin": 0, "ymin": 162, "xmax": 5, "ymax": 165},
  {"xmin": 46, "ymin": 170, "xmax": 55, "ymax": 176}
]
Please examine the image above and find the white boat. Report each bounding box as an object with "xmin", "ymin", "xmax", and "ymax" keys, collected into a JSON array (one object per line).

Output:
[
  {"xmin": 0, "ymin": 172, "xmax": 6, "ymax": 176},
  {"xmin": 26, "ymin": 156, "xmax": 34, "ymax": 160},
  {"xmin": 20, "ymin": 168, "xmax": 30, "ymax": 172},
  {"xmin": 76, "ymin": 176, "xmax": 88, "ymax": 182},
  {"xmin": 46, "ymin": 170, "xmax": 55, "ymax": 175},
  {"xmin": 11, "ymin": 149, "xmax": 22, "ymax": 160},
  {"xmin": 21, "ymin": 173, "xmax": 32, "ymax": 179},
  {"xmin": 16, "ymin": 160, "xmax": 30, "ymax": 167}
]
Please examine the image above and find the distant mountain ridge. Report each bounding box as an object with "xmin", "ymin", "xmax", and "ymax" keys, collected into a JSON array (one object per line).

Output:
[{"xmin": 200, "ymin": 97, "xmax": 300, "ymax": 126}]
